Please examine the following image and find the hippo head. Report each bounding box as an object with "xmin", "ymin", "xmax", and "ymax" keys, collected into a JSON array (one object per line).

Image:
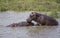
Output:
[{"xmin": 27, "ymin": 12, "xmax": 38, "ymax": 23}]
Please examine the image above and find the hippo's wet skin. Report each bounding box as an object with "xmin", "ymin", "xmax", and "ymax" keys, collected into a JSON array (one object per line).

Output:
[
  {"xmin": 27, "ymin": 12, "xmax": 58, "ymax": 26},
  {"xmin": 7, "ymin": 21, "xmax": 34, "ymax": 27}
]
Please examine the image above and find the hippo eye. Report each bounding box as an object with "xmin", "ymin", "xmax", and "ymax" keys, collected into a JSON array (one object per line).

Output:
[{"xmin": 32, "ymin": 12, "xmax": 34, "ymax": 14}]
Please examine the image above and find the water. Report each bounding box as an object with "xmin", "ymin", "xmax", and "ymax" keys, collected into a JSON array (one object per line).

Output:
[{"xmin": 0, "ymin": 11, "xmax": 60, "ymax": 38}]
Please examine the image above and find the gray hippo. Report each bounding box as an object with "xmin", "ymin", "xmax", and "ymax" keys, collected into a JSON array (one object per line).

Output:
[
  {"xmin": 27, "ymin": 12, "xmax": 58, "ymax": 26},
  {"xmin": 7, "ymin": 21, "xmax": 34, "ymax": 27}
]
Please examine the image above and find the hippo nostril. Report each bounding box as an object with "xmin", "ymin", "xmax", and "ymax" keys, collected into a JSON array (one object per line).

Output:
[{"xmin": 28, "ymin": 22, "xmax": 34, "ymax": 26}]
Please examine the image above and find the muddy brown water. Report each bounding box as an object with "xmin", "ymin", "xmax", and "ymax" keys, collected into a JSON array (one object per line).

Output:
[{"xmin": 0, "ymin": 11, "xmax": 60, "ymax": 38}]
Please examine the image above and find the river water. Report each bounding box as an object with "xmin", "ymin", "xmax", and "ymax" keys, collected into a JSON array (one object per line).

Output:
[{"xmin": 0, "ymin": 11, "xmax": 60, "ymax": 38}]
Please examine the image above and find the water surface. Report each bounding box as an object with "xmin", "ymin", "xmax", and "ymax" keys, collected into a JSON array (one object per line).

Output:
[{"xmin": 0, "ymin": 11, "xmax": 60, "ymax": 38}]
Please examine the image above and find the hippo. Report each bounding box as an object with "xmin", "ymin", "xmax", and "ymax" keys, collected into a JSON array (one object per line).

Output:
[
  {"xmin": 7, "ymin": 21, "xmax": 34, "ymax": 27},
  {"xmin": 26, "ymin": 12, "xmax": 58, "ymax": 26}
]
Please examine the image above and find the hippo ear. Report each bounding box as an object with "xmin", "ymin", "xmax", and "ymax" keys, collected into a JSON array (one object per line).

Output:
[{"xmin": 31, "ymin": 12, "xmax": 37, "ymax": 15}]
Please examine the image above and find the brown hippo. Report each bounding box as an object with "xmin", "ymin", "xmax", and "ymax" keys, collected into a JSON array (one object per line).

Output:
[
  {"xmin": 26, "ymin": 12, "xmax": 58, "ymax": 26},
  {"xmin": 7, "ymin": 21, "xmax": 34, "ymax": 27}
]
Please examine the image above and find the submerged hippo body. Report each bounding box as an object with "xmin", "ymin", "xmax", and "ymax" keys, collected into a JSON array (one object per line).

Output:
[
  {"xmin": 27, "ymin": 12, "xmax": 58, "ymax": 26},
  {"xmin": 7, "ymin": 21, "xmax": 34, "ymax": 27}
]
